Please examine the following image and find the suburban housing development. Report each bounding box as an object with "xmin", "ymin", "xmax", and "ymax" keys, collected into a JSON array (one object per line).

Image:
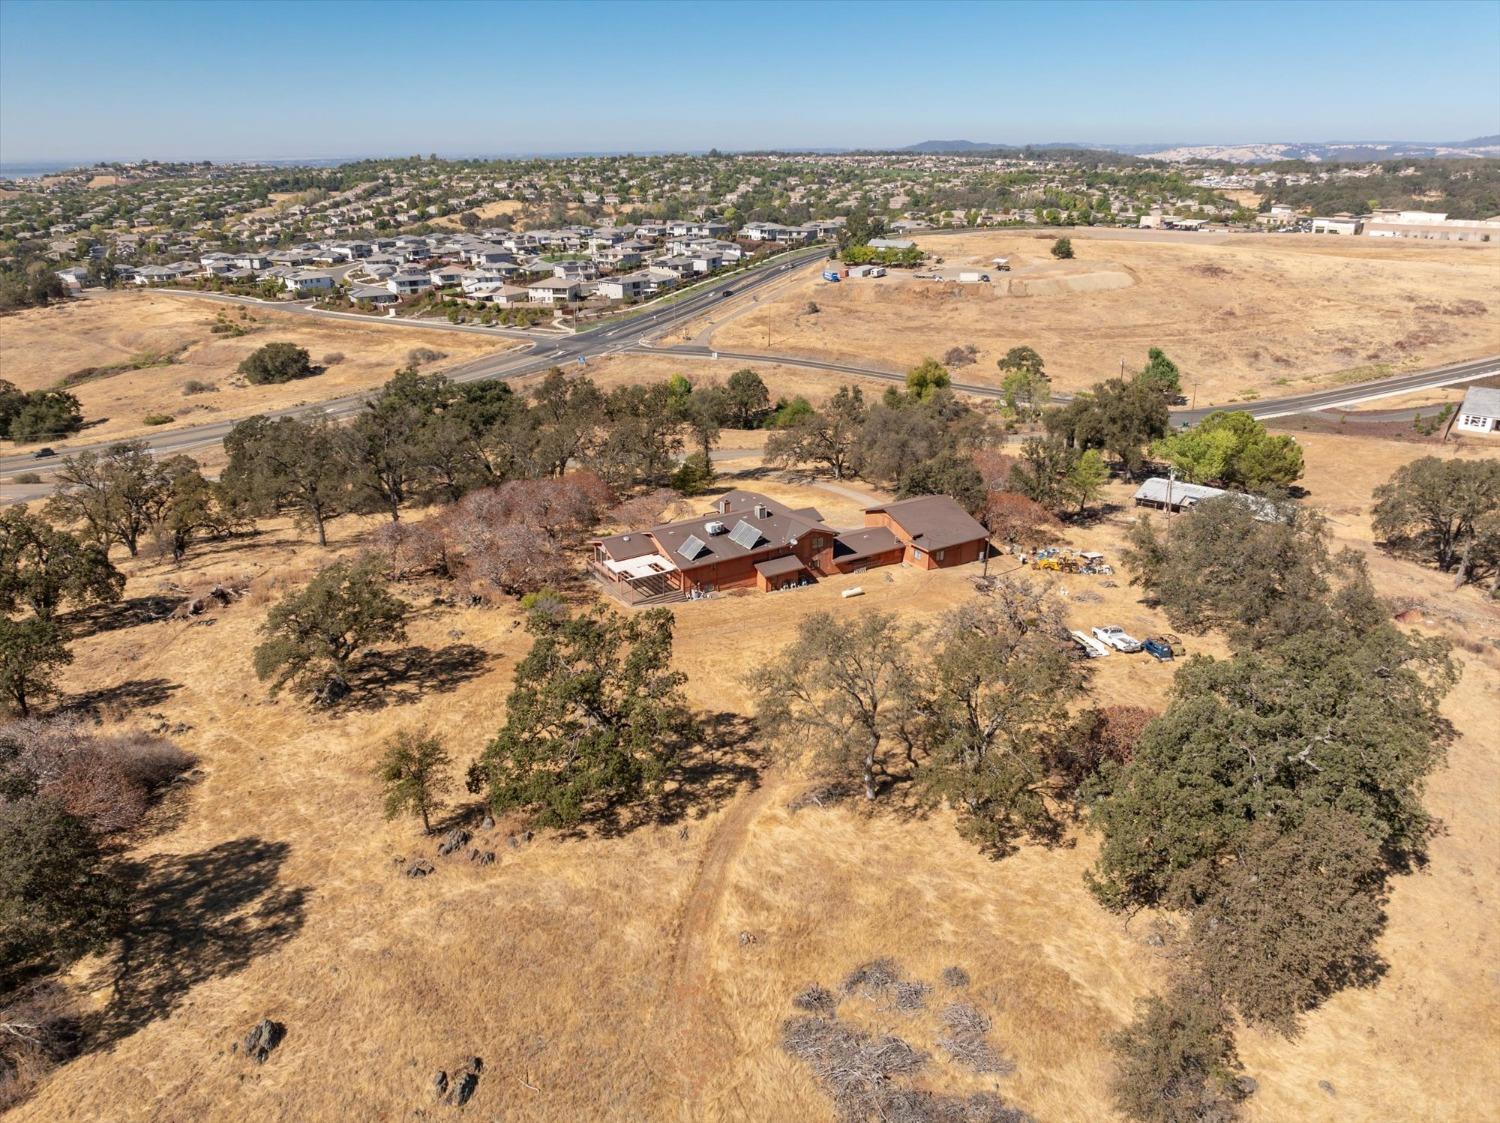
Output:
[{"xmin": 591, "ymin": 489, "xmax": 991, "ymax": 600}]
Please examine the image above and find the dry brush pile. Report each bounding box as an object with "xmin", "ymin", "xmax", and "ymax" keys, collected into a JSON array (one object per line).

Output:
[{"xmin": 781, "ymin": 957, "xmax": 1033, "ymax": 1123}]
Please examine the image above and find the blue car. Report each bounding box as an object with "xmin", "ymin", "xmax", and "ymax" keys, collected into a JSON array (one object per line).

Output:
[{"xmin": 1143, "ymin": 636, "xmax": 1175, "ymax": 661}]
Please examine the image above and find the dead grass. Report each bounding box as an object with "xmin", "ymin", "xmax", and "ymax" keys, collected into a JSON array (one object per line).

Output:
[
  {"xmin": 699, "ymin": 231, "xmax": 1500, "ymax": 407},
  {"xmin": 6, "ymin": 432, "xmax": 1498, "ymax": 1122},
  {"xmin": 425, "ymin": 199, "xmax": 525, "ymax": 230},
  {"xmin": 0, "ymin": 292, "xmax": 517, "ymax": 448}
]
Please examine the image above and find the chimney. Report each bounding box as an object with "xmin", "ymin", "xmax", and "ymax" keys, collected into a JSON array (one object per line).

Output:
[{"xmin": 754, "ymin": 503, "xmax": 769, "ymax": 519}]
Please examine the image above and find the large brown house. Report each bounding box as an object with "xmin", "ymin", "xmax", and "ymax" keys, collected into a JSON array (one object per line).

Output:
[{"xmin": 591, "ymin": 489, "xmax": 988, "ymax": 601}]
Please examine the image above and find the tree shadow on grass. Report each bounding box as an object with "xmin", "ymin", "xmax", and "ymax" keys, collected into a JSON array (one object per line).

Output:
[
  {"xmin": 61, "ymin": 595, "xmax": 185, "ymax": 639},
  {"xmin": 86, "ymin": 837, "xmax": 308, "ymax": 1051},
  {"xmin": 342, "ymin": 643, "xmax": 491, "ymax": 710},
  {"xmin": 593, "ymin": 710, "xmax": 766, "ymax": 838},
  {"xmin": 60, "ymin": 677, "xmax": 179, "ymax": 720}
]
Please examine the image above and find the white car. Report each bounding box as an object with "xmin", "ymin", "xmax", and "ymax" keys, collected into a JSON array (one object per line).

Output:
[{"xmin": 1092, "ymin": 625, "xmax": 1143, "ymax": 653}]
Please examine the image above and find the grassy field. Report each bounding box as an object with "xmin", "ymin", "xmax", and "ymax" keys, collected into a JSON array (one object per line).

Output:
[
  {"xmin": 0, "ymin": 292, "xmax": 517, "ymax": 448},
  {"xmin": 7, "ymin": 431, "xmax": 1499, "ymax": 1122},
  {"xmin": 694, "ymin": 231, "xmax": 1500, "ymax": 406}
]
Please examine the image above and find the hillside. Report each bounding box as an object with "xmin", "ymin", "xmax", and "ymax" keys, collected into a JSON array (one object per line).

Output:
[{"xmin": 4, "ymin": 429, "xmax": 1498, "ymax": 1122}]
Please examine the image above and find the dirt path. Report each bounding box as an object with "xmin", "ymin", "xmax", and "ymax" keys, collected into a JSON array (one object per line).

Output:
[{"xmin": 658, "ymin": 771, "xmax": 781, "ymax": 1113}]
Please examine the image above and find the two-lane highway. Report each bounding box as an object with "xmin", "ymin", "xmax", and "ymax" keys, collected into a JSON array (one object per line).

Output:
[
  {"xmin": 0, "ymin": 246, "xmax": 831, "ymax": 482},
  {"xmin": 4, "ymin": 247, "xmax": 1497, "ymax": 496}
]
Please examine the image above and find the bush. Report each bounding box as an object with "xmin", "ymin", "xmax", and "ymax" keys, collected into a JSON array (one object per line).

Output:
[
  {"xmin": 180, "ymin": 379, "xmax": 217, "ymax": 396},
  {"xmin": 1051, "ymin": 237, "xmax": 1075, "ymax": 260},
  {"xmin": 944, "ymin": 344, "xmax": 978, "ymax": 367},
  {"xmin": 1, "ymin": 717, "xmax": 196, "ymax": 834},
  {"xmin": 142, "ymin": 413, "xmax": 174, "ymax": 426},
  {"xmin": 12, "ymin": 472, "xmax": 40, "ymax": 485},
  {"xmin": 237, "ymin": 342, "xmax": 314, "ymax": 385},
  {"xmin": 803, "ymin": 301, "xmax": 820, "ymax": 315},
  {"xmin": 406, "ymin": 347, "xmax": 447, "ymax": 367},
  {"xmin": 1109, "ymin": 981, "xmax": 1245, "ymax": 1123},
  {"xmin": 321, "ymin": 351, "xmax": 345, "ymax": 366}
]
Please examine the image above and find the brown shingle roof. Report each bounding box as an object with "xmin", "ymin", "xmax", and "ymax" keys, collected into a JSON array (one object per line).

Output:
[
  {"xmin": 832, "ymin": 526, "xmax": 902, "ymax": 562},
  {"xmin": 866, "ymin": 495, "xmax": 989, "ymax": 552}
]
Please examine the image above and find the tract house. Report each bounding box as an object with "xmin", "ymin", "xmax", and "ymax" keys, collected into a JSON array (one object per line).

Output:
[{"xmin": 591, "ymin": 490, "xmax": 988, "ymax": 602}]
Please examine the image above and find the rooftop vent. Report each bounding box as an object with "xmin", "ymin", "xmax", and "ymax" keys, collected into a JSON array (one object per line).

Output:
[{"xmin": 705, "ymin": 521, "xmax": 727, "ymax": 535}]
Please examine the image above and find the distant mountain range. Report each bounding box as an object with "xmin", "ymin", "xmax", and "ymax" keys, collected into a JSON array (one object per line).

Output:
[{"xmin": 903, "ymin": 137, "xmax": 1500, "ymax": 162}]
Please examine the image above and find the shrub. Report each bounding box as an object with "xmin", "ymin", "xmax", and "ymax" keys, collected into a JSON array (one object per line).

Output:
[
  {"xmin": 944, "ymin": 344, "xmax": 979, "ymax": 367},
  {"xmin": 180, "ymin": 379, "xmax": 217, "ymax": 396},
  {"xmin": 143, "ymin": 413, "xmax": 174, "ymax": 426},
  {"xmin": 1109, "ymin": 980, "xmax": 1245, "ymax": 1123},
  {"xmin": 321, "ymin": 351, "xmax": 345, "ymax": 366},
  {"xmin": 1, "ymin": 717, "xmax": 195, "ymax": 834},
  {"xmin": 1051, "ymin": 237, "xmax": 1075, "ymax": 260},
  {"xmin": 803, "ymin": 301, "xmax": 820, "ymax": 315},
  {"xmin": 237, "ymin": 342, "xmax": 313, "ymax": 385},
  {"xmin": 12, "ymin": 472, "xmax": 40, "ymax": 485},
  {"xmin": 406, "ymin": 346, "xmax": 447, "ymax": 367}
]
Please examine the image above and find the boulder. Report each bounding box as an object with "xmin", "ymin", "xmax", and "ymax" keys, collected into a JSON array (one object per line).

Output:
[
  {"xmin": 437, "ymin": 828, "xmax": 472, "ymax": 857},
  {"xmin": 444, "ymin": 1056, "xmax": 483, "ymax": 1107},
  {"xmin": 242, "ymin": 1018, "xmax": 284, "ymax": 1063},
  {"xmin": 432, "ymin": 1070, "xmax": 448, "ymax": 1097},
  {"xmin": 405, "ymin": 859, "xmax": 435, "ymax": 878}
]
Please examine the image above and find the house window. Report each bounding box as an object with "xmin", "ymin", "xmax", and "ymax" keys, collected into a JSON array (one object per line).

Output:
[{"xmin": 935, "ymin": 549, "xmax": 945, "ymax": 562}]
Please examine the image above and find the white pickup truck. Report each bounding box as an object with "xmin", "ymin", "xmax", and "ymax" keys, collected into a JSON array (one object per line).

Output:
[{"xmin": 1091, "ymin": 625, "xmax": 1143, "ymax": 653}]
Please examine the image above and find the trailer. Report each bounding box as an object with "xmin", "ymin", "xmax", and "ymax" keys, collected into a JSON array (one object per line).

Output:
[
  {"xmin": 958, "ymin": 271, "xmax": 991, "ymax": 284},
  {"xmin": 821, "ymin": 269, "xmax": 842, "ymax": 282},
  {"xmin": 1070, "ymin": 630, "xmax": 1112, "ymax": 658}
]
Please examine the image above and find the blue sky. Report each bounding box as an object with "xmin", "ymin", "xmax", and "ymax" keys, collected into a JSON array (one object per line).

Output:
[{"xmin": 2, "ymin": 0, "xmax": 1497, "ymax": 161}]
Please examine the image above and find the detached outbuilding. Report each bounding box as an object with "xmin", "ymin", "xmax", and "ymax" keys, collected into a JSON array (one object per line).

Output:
[{"xmin": 1454, "ymin": 386, "xmax": 1500, "ymax": 436}]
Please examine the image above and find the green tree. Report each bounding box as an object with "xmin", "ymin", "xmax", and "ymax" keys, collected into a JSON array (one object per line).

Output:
[
  {"xmin": 1138, "ymin": 347, "xmax": 1183, "ymax": 399},
  {"xmin": 0, "ymin": 789, "xmax": 124, "ymax": 985},
  {"xmin": 0, "ymin": 616, "xmax": 72, "ymax": 717},
  {"xmin": 253, "ymin": 557, "xmax": 409, "ymax": 698},
  {"xmin": 1050, "ymin": 236, "xmax": 1074, "ymax": 259},
  {"xmin": 1109, "ymin": 979, "xmax": 1245, "ymax": 1123},
  {"xmin": 1088, "ymin": 607, "xmax": 1454, "ymax": 913},
  {"xmin": 1190, "ymin": 809, "xmax": 1387, "ymax": 1035},
  {"xmin": 897, "ymin": 451, "xmax": 986, "ymax": 513},
  {"xmin": 0, "ymin": 509, "xmax": 124, "ymax": 620},
  {"xmin": 670, "ymin": 450, "xmax": 716, "ymax": 496},
  {"xmin": 477, "ymin": 605, "xmax": 698, "ymax": 827},
  {"xmin": 46, "ymin": 440, "xmax": 163, "ymax": 557},
  {"xmin": 1046, "ymin": 377, "xmax": 1169, "ymax": 478},
  {"xmin": 0, "ymin": 378, "xmax": 26, "ymax": 438},
  {"xmin": 223, "ymin": 413, "xmax": 350, "ymax": 546},
  {"xmin": 918, "ymin": 589, "xmax": 1085, "ymax": 852},
  {"xmin": 237, "ymin": 341, "xmax": 314, "ymax": 385},
  {"xmin": 724, "ymin": 368, "xmax": 771, "ymax": 428},
  {"xmin": 7, "ymin": 390, "xmax": 83, "ymax": 443},
  {"xmin": 1066, "ymin": 448, "xmax": 1110, "ymax": 514},
  {"xmin": 904, "ymin": 357, "xmax": 951, "ymax": 400},
  {"xmin": 1122, "ymin": 499, "xmax": 1337, "ymax": 646},
  {"xmin": 1372, "ymin": 456, "xmax": 1500, "ymax": 575},
  {"xmin": 997, "ymin": 346, "xmax": 1051, "ymax": 417},
  {"xmin": 150, "ymin": 455, "xmax": 231, "ymax": 563},
  {"xmin": 681, "ymin": 384, "xmax": 729, "ymax": 462},
  {"xmin": 376, "ymin": 730, "xmax": 452, "ymax": 834},
  {"xmin": 1153, "ymin": 412, "xmax": 1303, "ymax": 490},
  {"xmin": 751, "ymin": 611, "xmax": 919, "ymax": 801},
  {"xmin": 764, "ymin": 385, "xmax": 868, "ymax": 480},
  {"xmin": 1008, "ymin": 437, "xmax": 1078, "ymax": 513}
]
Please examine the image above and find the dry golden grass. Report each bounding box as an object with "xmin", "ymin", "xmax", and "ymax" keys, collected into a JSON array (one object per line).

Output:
[
  {"xmin": 0, "ymin": 292, "xmax": 517, "ymax": 448},
  {"xmin": 425, "ymin": 199, "xmax": 526, "ymax": 230},
  {"xmin": 701, "ymin": 231, "xmax": 1500, "ymax": 406},
  {"xmin": 7, "ymin": 432, "xmax": 1498, "ymax": 1122}
]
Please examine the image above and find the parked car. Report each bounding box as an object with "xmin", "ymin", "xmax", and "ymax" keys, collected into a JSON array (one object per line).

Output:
[
  {"xmin": 1091, "ymin": 625, "xmax": 1143, "ymax": 653},
  {"xmin": 1143, "ymin": 636, "xmax": 1174, "ymax": 661},
  {"xmin": 1153, "ymin": 633, "xmax": 1185, "ymax": 657}
]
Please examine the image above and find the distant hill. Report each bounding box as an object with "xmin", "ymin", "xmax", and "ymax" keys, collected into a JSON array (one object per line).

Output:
[{"xmin": 903, "ymin": 138, "xmax": 1500, "ymax": 163}]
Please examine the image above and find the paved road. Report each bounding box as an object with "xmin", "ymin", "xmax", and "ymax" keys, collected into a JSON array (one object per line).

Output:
[
  {"xmin": 652, "ymin": 345, "xmax": 1500, "ymax": 425},
  {"xmin": 1, "ymin": 246, "xmax": 831, "ymax": 483},
  {"xmin": 5, "ymin": 248, "xmax": 1496, "ymax": 492}
]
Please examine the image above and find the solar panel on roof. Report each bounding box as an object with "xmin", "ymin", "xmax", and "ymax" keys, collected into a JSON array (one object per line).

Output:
[
  {"xmin": 728, "ymin": 520, "xmax": 762, "ymax": 549},
  {"xmin": 678, "ymin": 534, "xmax": 708, "ymax": 560}
]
